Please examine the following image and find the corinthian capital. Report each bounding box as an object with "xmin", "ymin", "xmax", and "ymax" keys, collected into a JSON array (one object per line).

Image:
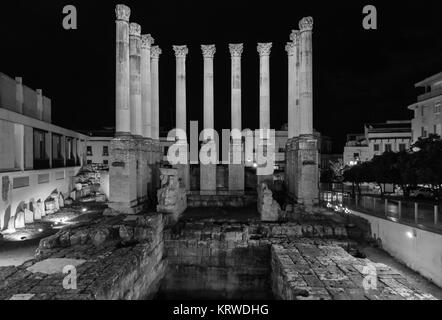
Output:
[
  {"xmin": 257, "ymin": 43, "xmax": 272, "ymax": 57},
  {"xmin": 151, "ymin": 46, "xmax": 162, "ymax": 59},
  {"xmin": 129, "ymin": 23, "xmax": 141, "ymax": 37},
  {"xmin": 285, "ymin": 42, "xmax": 297, "ymax": 56},
  {"xmin": 201, "ymin": 45, "xmax": 216, "ymax": 58},
  {"xmin": 141, "ymin": 34, "xmax": 155, "ymax": 49},
  {"xmin": 173, "ymin": 45, "xmax": 189, "ymax": 58},
  {"xmin": 115, "ymin": 4, "xmax": 131, "ymax": 22},
  {"xmin": 290, "ymin": 30, "xmax": 300, "ymax": 44},
  {"xmin": 299, "ymin": 17, "xmax": 314, "ymax": 32},
  {"xmin": 229, "ymin": 44, "xmax": 243, "ymax": 58}
]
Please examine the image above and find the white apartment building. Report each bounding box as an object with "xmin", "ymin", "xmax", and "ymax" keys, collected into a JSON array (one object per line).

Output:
[
  {"xmin": 343, "ymin": 121, "xmax": 412, "ymax": 165},
  {"xmin": 408, "ymin": 72, "xmax": 442, "ymax": 141},
  {"xmin": 0, "ymin": 72, "xmax": 88, "ymax": 230}
]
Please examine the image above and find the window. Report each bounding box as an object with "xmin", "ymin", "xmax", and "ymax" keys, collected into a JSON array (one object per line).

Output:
[
  {"xmin": 421, "ymin": 107, "xmax": 425, "ymax": 117},
  {"xmin": 66, "ymin": 137, "xmax": 74, "ymax": 159},
  {"xmin": 435, "ymin": 103, "xmax": 441, "ymax": 114},
  {"xmin": 87, "ymin": 146, "xmax": 92, "ymax": 156},
  {"xmin": 399, "ymin": 144, "xmax": 406, "ymax": 152},
  {"xmin": 52, "ymin": 134, "xmax": 64, "ymax": 168},
  {"xmin": 102, "ymin": 146, "xmax": 109, "ymax": 156},
  {"xmin": 422, "ymin": 127, "xmax": 427, "ymax": 138},
  {"xmin": 33, "ymin": 129, "xmax": 49, "ymax": 169},
  {"xmin": 87, "ymin": 160, "xmax": 92, "ymax": 165},
  {"xmin": 164, "ymin": 146, "xmax": 169, "ymax": 156},
  {"xmin": 373, "ymin": 144, "xmax": 380, "ymax": 152},
  {"xmin": 103, "ymin": 160, "xmax": 108, "ymax": 165},
  {"xmin": 385, "ymin": 144, "xmax": 392, "ymax": 152},
  {"xmin": 33, "ymin": 129, "xmax": 45, "ymax": 161},
  {"xmin": 353, "ymin": 153, "xmax": 359, "ymax": 158}
]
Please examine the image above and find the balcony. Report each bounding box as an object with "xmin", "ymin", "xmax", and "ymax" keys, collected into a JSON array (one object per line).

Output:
[{"xmin": 418, "ymin": 87, "xmax": 442, "ymax": 102}]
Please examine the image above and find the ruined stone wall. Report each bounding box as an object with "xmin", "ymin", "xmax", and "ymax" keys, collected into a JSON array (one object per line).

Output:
[
  {"xmin": 0, "ymin": 214, "xmax": 166, "ymax": 300},
  {"xmin": 162, "ymin": 240, "xmax": 271, "ymax": 299},
  {"xmin": 159, "ymin": 220, "xmax": 352, "ymax": 299}
]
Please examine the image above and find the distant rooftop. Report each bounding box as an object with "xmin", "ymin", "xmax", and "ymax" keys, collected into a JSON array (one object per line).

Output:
[
  {"xmin": 415, "ymin": 72, "xmax": 442, "ymax": 87},
  {"xmin": 365, "ymin": 120, "xmax": 411, "ymax": 130}
]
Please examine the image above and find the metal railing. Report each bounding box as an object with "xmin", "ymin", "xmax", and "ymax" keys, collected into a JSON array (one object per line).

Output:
[{"xmin": 320, "ymin": 191, "xmax": 442, "ymax": 232}]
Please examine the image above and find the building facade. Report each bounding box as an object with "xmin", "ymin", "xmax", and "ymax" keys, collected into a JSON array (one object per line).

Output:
[
  {"xmin": 343, "ymin": 121, "xmax": 412, "ymax": 165},
  {"xmin": 408, "ymin": 72, "xmax": 442, "ymax": 142},
  {"xmin": 0, "ymin": 72, "xmax": 88, "ymax": 230}
]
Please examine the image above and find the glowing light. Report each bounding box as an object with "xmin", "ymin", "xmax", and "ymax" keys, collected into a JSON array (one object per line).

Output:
[
  {"xmin": 82, "ymin": 208, "xmax": 88, "ymax": 213},
  {"xmin": 38, "ymin": 229, "xmax": 43, "ymax": 233},
  {"xmin": 406, "ymin": 231, "xmax": 415, "ymax": 239},
  {"xmin": 253, "ymin": 163, "xmax": 258, "ymax": 168}
]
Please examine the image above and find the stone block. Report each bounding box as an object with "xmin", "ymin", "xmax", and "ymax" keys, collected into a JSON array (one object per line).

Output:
[
  {"xmin": 14, "ymin": 212, "xmax": 25, "ymax": 229},
  {"xmin": 258, "ymin": 183, "xmax": 281, "ymax": 222},
  {"xmin": 24, "ymin": 208, "xmax": 34, "ymax": 224},
  {"xmin": 33, "ymin": 203, "xmax": 42, "ymax": 221},
  {"xmin": 92, "ymin": 229, "xmax": 110, "ymax": 246}
]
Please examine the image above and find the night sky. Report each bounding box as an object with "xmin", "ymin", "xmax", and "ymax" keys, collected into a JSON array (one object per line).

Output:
[{"xmin": 1, "ymin": 0, "xmax": 441, "ymax": 152}]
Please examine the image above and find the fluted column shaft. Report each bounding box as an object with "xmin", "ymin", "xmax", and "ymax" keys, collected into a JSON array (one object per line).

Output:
[
  {"xmin": 141, "ymin": 34, "xmax": 154, "ymax": 139},
  {"xmin": 228, "ymin": 44, "xmax": 245, "ymax": 193},
  {"xmin": 151, "ymin": 46, "xmax": 162, "ymax": 141},
  {"xmin": 115, "ymin": 5, "xmax": 131, "ymax": 135},
  {"xmin": 286, "ymin": 31, "xmax": 300, "ymax": 139},
  {"xmin": 173, "ymin": 46, "xmax": 189, "ymax": 137},
  {"xmin": 299, "ymin": 18, "xmax": 313, "ymax": 135},
  {"xmin": 230, "ymin": 44, "xmax": 243, "ymax": 132},
  {"xmin": 257, "ymin": 43, "xmax": 272, "ymax": 133},
  {"xmin": 202, "ymin": 45, "xmax": 216, "ymax": 138},
  {"xmin": 129, "ymin": 23, "xmax": 142, "ymax": 136}
]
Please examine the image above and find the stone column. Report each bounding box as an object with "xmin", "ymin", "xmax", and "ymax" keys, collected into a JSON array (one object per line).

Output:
[
  {"xmin": 115, "ymin": 4, "xmax": 131, "ymax": 136},
  {"xmin": 299, "ymin": 18, "xmax": 313, "ymax": 136},
  {"xmin": 15, "ymin": 77, "xmax": 23, "ymax": 113},
  {"xmin": 129, "ymin": 23, "xmax": 142, "ymax": 137},
  {"xmin": 200, "ymin": 45, "xmax": 217, "ymax": 195},
  {"xmin": 173, "ymin": 45, "xmax": 189, "ymax": 137},
  {"xmin": 173, "ymin": 45, "xmax": 190, "ymax": 191},
  {"xmin": 151, "ymin": 46, "xmax": 162, "ymax": 199},
  {"xmin": 294, "ymin": 17, "xmax": 319, "ymax": 209},
  {"xmin": 228, "ymin": 44, "xmax": 245, "ymax": 194},
  {"xmin": 257, "ymin": 43, "xmax": 272, "ymax": 133},
  {"xmin": 141, "ymin": 34, "xmax": 154, "ymax": 139},
  {"xmin": 107, "ymin": 5, "xmax": 142, "ymax": 215},
  {"xmin": 151, "ymin": 46, "xmax": 162, "ymax": 167},
  {"xmin": 286, "ymin": 30, "xmax": 300, "ymax": 139},
  {"xmin": 151, "ymin": 46, "xmax": 161, "ymax": 142},
  {"xmin": 257, "ymin": 43, "xmax": 273, "ymax": 187},
  {"xmin": 129, "ymin": 23, "xmax": 146, "ymax": 206},
  {"xmin": 285, "ymin": 31, "xmax": 300, "ymax": 197}
]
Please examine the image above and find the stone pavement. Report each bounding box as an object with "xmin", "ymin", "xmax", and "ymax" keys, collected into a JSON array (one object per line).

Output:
[{"xmin": 272, "ymin": 240, "xmax": 437, "ymax": 300}]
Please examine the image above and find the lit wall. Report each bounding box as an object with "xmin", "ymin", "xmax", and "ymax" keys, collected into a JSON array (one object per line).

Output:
[
  {"xmin": 0, "ymin": 166, "xmax": 81, "ymax": 230},
  {"xmin": 350, "ymin": 210, "xmax": 442, "ymax": 288}
]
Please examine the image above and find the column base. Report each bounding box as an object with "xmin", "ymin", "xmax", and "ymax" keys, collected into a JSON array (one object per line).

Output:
[
  {"xmin": 292, "ymin": 135, "xmax": 319, "ymax": 208},
  {"xmin": 106, "ymin": 201, "xmax": 145, "ymax": 216},
  {"xmin": 200, "ymin": 163, "xmax": 217, "ymax": 195},
  {"xmin": 108, "ymin": 136, "xmax": 140, "ymax": 215}
]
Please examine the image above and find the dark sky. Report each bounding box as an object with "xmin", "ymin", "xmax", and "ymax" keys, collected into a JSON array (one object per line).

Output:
[{"xmin": 1, "ymin": 0, "xmax": 441, "ymax": 152}]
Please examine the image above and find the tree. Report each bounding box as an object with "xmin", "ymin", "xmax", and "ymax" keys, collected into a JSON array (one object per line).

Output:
[{"xmin": 412, "ymin": 134, "xmax": 442, "ymax": 200}]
